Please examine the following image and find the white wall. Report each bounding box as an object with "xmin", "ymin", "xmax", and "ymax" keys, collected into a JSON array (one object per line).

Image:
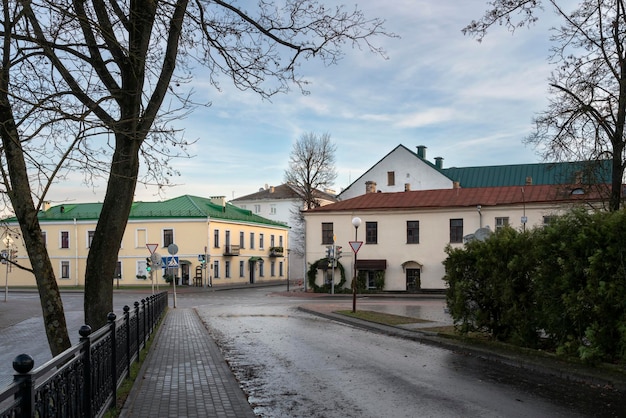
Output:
[
  {"xmin": 338, "ymin": 146, "xmax": 452, "ymax": 200},
  {"xmin": 304, "ymin": 203, "xmax": 562, "ymax": 291}
]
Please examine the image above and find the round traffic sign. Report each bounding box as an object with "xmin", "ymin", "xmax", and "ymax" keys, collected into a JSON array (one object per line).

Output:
[{"xmin": 167, "ymin": 243, "xmax": 178, "ymax": 255}]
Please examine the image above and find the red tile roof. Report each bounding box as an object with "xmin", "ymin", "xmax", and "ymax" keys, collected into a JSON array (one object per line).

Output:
[{"xmin": 307, "ymin": 184, "xmax": 611, "ymax": 212}]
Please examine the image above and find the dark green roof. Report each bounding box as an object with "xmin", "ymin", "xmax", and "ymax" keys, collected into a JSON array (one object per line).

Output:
[
  {"xmin": 441, "ymin": 160, "xmax": 612, "ymax": 188},
  {"xmin": 5, "ymin": 195, "xmax": 288, "ymax": 228}
]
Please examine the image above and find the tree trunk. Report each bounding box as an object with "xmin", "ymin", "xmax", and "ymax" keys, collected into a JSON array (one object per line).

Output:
[
  {"xmin": 0, "ymin": 103, "xmax": 71, "ymax": 356},
  {"xmin": 610, "ymin": 144, "xmax": 624, "ymax": 211},
  {"xmin": 84, "ymin": 134, "xmax": 141, "ymax": 328}
]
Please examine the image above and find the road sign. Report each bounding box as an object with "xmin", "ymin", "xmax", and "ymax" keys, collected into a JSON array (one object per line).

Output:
[
  {"xmin": 349, "ymin": 241, "xmax": 363, "ymax": 254},
  {"xmin": 162, "ymin": 256, "xmax": 179, "ymax": 268},
  {"xmin": 146, "ymin": 243, "xmax": 158, "ymax": 254}
]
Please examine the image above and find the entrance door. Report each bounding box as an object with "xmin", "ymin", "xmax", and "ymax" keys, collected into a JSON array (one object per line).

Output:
[
  {"xmin": 249, "ymin": 261, "xmax": 256, "ymax": 284},
  {"xmin": 406, "ymin": 268, "xmax": 420, "ymax": 291}
]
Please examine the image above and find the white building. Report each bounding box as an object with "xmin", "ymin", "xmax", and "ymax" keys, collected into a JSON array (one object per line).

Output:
[
  {"xmin": 231, "ymin": 183, "xmax": 337, "ymax": 280},
  {"xmin": 338, "ymin": 145, "xmax": 452, "ymax": 200},
  {"xmin": 306, "ymin": 183, "xmax": 611, "ymax": 291}
]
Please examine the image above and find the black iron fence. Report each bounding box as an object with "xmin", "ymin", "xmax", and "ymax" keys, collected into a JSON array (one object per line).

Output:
[{"xmin": 0, "ymin": 291, "xmax": 168, "ymax": 418}]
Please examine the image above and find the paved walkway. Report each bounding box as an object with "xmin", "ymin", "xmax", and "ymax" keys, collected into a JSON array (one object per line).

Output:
[{"xmin": 119, "ymin": 308, "xmax": 256, "ymax": 418}]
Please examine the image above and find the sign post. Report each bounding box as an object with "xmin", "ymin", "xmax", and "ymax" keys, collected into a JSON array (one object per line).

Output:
[
  {"xmin": 168, "ymin": 244, "xmax": 179, "ymax": 308},
  {"xmin": 146, "ymin": 244, "xmax": 158, "ymax": 294}
]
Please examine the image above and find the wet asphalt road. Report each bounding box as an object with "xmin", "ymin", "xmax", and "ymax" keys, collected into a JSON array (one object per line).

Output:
[
  {"xmin": 1, "ymin": 287, "xmax": 625, "ymax": 417},
  {"xmin": 193, "ymin": 288, "xmax": 625, "ymax": 418}
]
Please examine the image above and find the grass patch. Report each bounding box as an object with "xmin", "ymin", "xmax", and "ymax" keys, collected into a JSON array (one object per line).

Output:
[
  {"xmin": 103, "ymin": 308, "xmax": 167, "ymax": 418},
  {"xmin": 336, "ymin": 310, "xmax": 433, "ymax": 326}
]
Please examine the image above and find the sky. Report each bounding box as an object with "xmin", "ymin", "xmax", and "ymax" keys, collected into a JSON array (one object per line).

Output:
[{"xmin": 52, "ymin": 1, "xmax": 559, "ymax": 204}]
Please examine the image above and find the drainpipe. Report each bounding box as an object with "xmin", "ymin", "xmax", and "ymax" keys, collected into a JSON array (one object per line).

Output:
[
  {"xmin": 477, "ymin": 205, "xmax": 482, "ymax": 229},
  {"xmin": 74, "ymin": 218, "xmax": 79, "ymax": 286}
]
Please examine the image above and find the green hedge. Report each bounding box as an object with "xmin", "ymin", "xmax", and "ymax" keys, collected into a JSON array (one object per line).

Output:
[{"xmin": 443, "ymin": 209, "xmax": 626, "ymax": 364}]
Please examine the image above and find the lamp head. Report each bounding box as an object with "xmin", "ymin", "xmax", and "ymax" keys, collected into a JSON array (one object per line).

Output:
[{"xmin": 352, "ymin": 217, "xmax": 362, "ymax": 228}]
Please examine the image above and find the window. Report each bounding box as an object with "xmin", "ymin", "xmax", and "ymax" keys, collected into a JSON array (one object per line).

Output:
[
  {"xmin": 239, "ymin": 260, "xmax": 245, "ymax": 277},
  {"xmin": 240, "ymin": 231, "xmax": 245, "ymax": 248},
  {"xmin": 259, "ymin": 260, "xmax": 264, "ymax": 277},
  {"xmin": 270, "ymin": 204, "xmax": 277, "ymax": 215},
  {"xmin": 279, "ymin": 261, "xmax": 284, "ymax": 277},
  {"xmin": 214, "ymin": 229, "xmax": 220, "ymax": 247},
  {"xmin": 387, "ymin": 171, "xmax": 395, "ymax": 186},
  {"xmin": 270, "ymin": 261, "xmax": 276, "ymax": 277},
  {"xmin": 225, "ymin": 230, "xmax": 230, "ymax": 247},
  {"xmin": 495, "ymin": 217, "xmax": 509, "ymax": 230},
  {"xmin": 60, "ymin": 231, "xmax": 70, "ymax": 249},
  {"xmin": 87, "ymin": 230, "xmax": 95, "ymax": 248},
  {"xmin": 260, "ymin": 233, "xmax": 264, "ymax": 249},
  {"xmin": 41, "ymin": 231, "xmax": 47, "ymax": 248},
  {"xmin": 225, "ymin": 261, "xmax": 231, "ymax": 278},
  {"xmin": 136, "ymin": 228, "xmax": 147, "ymax": 248},
  {"xmin": 322, "ymin": 223, "xmax": 334, "ymax": 245},
  {"xmin": 254, "ymin": 204, "xmax": 261, "ymax": 213},
  {"xmin": 213, "ymin": 260, "xmax": 220, "ymax": 278},
  {"xmin": 114, "ymin": 261, "xmax": 122, "ymax": 279},
  {"xmin": 138, "ymin": 259, "xmax": 148, "ymax": 276},
  {"xmin": 407, "ymin": 221, "xmax": 419, "ymax": 244},
  {"xmin": 163, "ymin": 229, "xmax": 174, "ymax": 247},
  {"xmin": 61, "ymin": 261, "xmax": 70, "ymax": 279},
  {"xmin": 543, "ymin": 216, "xmax": 557, "ymax": 226},
  {"xmin": 250, "ymin": 232, "xmax": 255, "ymax": 249},
  {"xmin": 270, "ymin": 235, "xmax": 275, "ymax": 248},
  {"xmin": 279, "ymin": 235, "xmax": 283, "ymax": 247},
  {"xmin": 365, "ymin": 222, "xmax": 378, "ymax": 244},
  {"xmin": 450, "ymin": 219, "xmax": 464, "ymax": 243}
]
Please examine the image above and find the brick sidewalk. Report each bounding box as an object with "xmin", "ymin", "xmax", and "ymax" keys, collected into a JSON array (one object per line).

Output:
[{"xmin": 119, "ymin": 308, "xmax": 256, "ymax": 418}]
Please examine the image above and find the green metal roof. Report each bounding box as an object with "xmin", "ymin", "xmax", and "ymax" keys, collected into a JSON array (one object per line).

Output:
[
  {"xmin": 4, "ymin": 195, "xmax": 288, "ymax": 228},
  {"xmin": 441, "ymin": 160, "xmax": 613, "ymax": 188}
]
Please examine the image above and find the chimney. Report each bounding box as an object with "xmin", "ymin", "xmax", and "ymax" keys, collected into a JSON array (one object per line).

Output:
[
  {"xmin": 575, "ymin": 171, "xmax": 583, "ymax": 184},
  {"xmin": 525, "ymin": 176, "xmax": 533, "ymax": 186},
  {"xmin": 270, "ymin": 186, "xmax": 275, "ymax": 193},
  {"xmin": 404, "ymin": 183, "xmax": 411, "ymax": 191},
  {"xmin": 210, "ymin": 196, "xmax": 226, "ymax": 208},
  {"xmin": 365, "ymin": 181, "xmax": 377, "ymax": 194},
  {"xmin": 453, "ymin": 181, "xmax": 460, "ymax": 189},
  {"xmin": 60, "ymin": 205, "xmax": 65, "ymax": 213},
  {"xmin": 435, "ymin": 157, "xmax": 443, "ymax": 169},
  {"xmin": 43, "ymin": 201, "xmax": 51, "ymax": 212},
  {"xmin": 416, "ymin": 145, "xmax": 427, "ymax": 159}
]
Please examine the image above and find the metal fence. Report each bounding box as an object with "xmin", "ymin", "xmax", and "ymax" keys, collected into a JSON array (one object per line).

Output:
[{"xmin": 0, "ymin": 291, "xmax": 168, "ymax": 418}]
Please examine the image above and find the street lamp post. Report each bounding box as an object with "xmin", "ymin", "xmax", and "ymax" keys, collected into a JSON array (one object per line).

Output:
[{"xmin": 351, "ymin": 217, "xmax": 361, "ymax": 313}]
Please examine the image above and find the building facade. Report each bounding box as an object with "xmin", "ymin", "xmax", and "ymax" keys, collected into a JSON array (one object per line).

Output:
[
  {"xmin": 305, "ymin": 184, "xmax": 609, "ymax": 291},
  {"xmin": 2, "ymin": 195, "xmax": 289, "ymax": 288},
  {"xmin": 231, "ymin": 183, "xmax": 337, "ymax": 281}
]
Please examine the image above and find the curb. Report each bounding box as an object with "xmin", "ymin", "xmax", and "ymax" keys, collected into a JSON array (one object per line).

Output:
[{"xmin": 298, "ymin": 306, "xmax": 626, "ymax": 393}]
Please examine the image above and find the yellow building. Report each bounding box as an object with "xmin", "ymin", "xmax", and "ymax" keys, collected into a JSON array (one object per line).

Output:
[{"xmin": 2, "ymin": 195, "xmax": 289, "ymax": 288}]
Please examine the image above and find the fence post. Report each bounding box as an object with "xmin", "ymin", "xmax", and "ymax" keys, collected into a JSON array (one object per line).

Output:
[
  {"xmin": 12, "ymin": 353, "xmax": 34, "ymax": 418},
  {"xmin": 79, "ymin": 325, "xmax": 93, "ymax": 418},
  {"xmin": 108, "ymin": 312, "xmax": 117, "ymax": 410},
  {"xmin": 124, "ymin": 305, "xmax": 131, "ymax": 374},
  {"xmin": 141, "ymin": 299, "xmax": 147, "ymax": 348},
  {"xmin": 134, "ymin": 301, "xmax": 140, "ymax": 362}
]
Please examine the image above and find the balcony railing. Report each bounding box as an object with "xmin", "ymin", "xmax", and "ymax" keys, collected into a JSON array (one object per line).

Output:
[
  {"xmin": 223, "ymin": 244, "xmax": 240, "ymax": 256},
  {"xmin": 269, "ymin": 246, "xmax": 284, "ymax": 257}
]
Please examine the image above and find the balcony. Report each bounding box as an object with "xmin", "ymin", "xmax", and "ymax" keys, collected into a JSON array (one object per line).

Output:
[
  {"xmin": 223, "ymin": 244, "xmax": 240, "ymax": 256},
  {"xmin": 269, "ymin": 246, "xmax": 284, "ymax": 257}
]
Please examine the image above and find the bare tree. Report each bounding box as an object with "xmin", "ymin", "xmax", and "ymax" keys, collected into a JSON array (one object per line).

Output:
[
  {"xmin": 0, "ymin": 0, "xmax": 391, "ymax": 352},
  {"xmin": 285, "ymin": 132, "xmax": 338, "ymax": 210},
  {"xmin": 464, "ymin": 1, "xmax": 625, "ymax": 210}
]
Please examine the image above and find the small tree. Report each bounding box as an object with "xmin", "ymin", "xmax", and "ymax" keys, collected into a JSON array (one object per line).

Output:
[{"xmin": 285, "ymin": 132, "xmax": 338, "ymax": 210}]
